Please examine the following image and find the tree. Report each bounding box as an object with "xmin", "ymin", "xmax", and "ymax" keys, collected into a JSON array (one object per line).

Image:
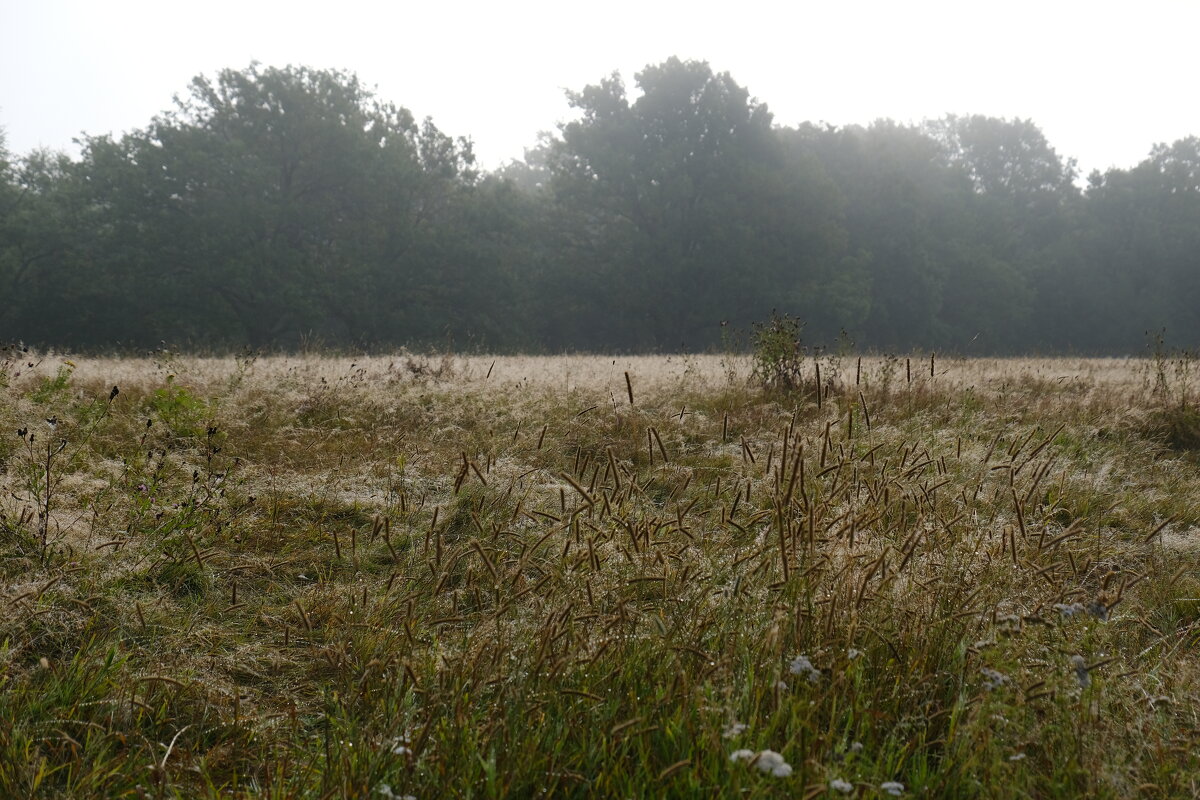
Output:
[
  {"xmin": 545, "ymin": 58, "xmax": 848, "ymax": 350},
  {"xmin": 928, "ymin": 115, "xmax": 1077, "ymax": 198},
  {"xmin": 77, "ymin": 64, "xmax": 477, "ymax": 348},
  {"xmin": 1070, "ymin": 137, "xmax": 1200, "ymax": 350},
  {"xmin": 0, "ymin": 142, "xmax": 104, "ymax": 345},
  {"xmin": 925, "ymin": 115, "xmax": 1083, "ymax": 349}
]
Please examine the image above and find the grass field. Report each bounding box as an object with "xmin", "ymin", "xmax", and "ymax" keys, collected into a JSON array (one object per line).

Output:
[{"xmin": 2, "ymin": 349, "xmax": 1199, "ymax": 798}]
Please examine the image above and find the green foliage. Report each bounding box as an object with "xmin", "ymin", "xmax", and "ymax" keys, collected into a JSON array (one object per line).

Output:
[
  {"xmin": 147, "ymin": 377, "xmax": 207, "ymax": 437},
  {"xmin": 0, "ymin": 58, "xmax": 1198, "ymax": 354},
  {"xmin": 1147, "ymin": 406, "xmax": 1200, "ymax": 451},
  {"xmin": 2, "ymin": 354, "xmax": 1200, "ymax": 796},
  {"xmin": 750, "ymin": 312, "xmax": 806, "ymax": 392},
  {"xmin": 30, "ymin": 363, "xmax": 72, "ymax": 404},
  {"xmin": 542, "ymin": 57, "xmax": 849, "ymax": 350}
]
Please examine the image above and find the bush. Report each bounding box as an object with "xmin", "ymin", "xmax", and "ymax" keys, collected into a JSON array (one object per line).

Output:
[{"xmin": 751, "ymin": 312, "xmax": 806, "ymax": 392}]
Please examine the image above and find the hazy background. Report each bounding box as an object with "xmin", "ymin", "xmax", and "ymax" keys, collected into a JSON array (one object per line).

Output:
[
  {"xmin": 2, "ymin": 0, "xmax": 1199, "ymax": 355},
  {"xmin": 3, "ymin": 0, "xmax": 1197, "ymax": 175}
]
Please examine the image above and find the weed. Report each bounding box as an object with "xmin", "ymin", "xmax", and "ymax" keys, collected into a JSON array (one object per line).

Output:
[
  {"xmin": 30, "ymin": 362, "xmax": 74, "ymax": 404},
  {"xmin": 751, "ymin": 311, "xmax": 807, "ymax": 393},
  {"xmin": 148, "ymin": 375, "xmax": 208, "ymax": 438}
]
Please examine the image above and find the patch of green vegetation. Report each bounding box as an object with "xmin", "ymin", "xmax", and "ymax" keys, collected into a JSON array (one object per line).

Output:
[
  {"xmin": 30, "ymin": 363, "xmax": 73, "ymax": 404},
  {"xmin": 2, "ymin": 354, "xmax": 1200, "ymax": 797},
  {"xmin": 1146, "ymin": 405, "xmax": 1200, "ymax": 451},
  {"xmin": 148, "ymin": 376, "xmax": 209, "ymax": 438},
  {"xmin": 751, "ymin": 311, "xmax": 807, "ymax": 393}
]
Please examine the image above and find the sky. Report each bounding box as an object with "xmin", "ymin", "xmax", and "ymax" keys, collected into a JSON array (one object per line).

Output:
[{"xmin": 2, "ymin": 0, "xmax": 1198, "ymax": 177}]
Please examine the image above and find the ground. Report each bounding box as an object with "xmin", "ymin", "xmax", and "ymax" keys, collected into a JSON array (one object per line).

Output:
[{"xmin": 1, "ymin": 350, "xmax": 1198, "ymax": 798}]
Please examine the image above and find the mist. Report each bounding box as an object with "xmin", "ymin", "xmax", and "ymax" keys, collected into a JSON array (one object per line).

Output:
[{"xmin": 1, "ymin": 58, "xmax": 1197, "ymax": 354}]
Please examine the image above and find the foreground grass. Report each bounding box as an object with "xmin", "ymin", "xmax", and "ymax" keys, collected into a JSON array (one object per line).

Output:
[{"xmin": 1, "ymin": 350, "xmax": 1199, "ymax": 798}]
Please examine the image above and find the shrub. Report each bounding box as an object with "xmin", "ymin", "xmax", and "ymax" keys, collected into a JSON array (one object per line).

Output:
[{"xmin": 751, "ymin": 312, "xmax": 806, "ymax": 392}]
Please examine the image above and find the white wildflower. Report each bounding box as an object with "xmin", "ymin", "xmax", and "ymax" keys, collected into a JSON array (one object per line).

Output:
[
  {"xmin": 755, "ymin": 750, "xmax": 792, "ymax": 777},
  {"xmin": 830, "ymin": 777, "xmax": 854, "ymax": 793},
  {"xmin": 775, "ymin": 680, "xmax": 790, "ymax": 692},
  {"xmin": 730, "ymin": 748, "xmax": 792, "ymax": 777},
  {"xmin": 980, "ymin": 667, "xmax": 1010, "ymax": 691},
  {"xmin": 1070, "ymin": 654, "xmax": 1090, "ymax": 688},
  {"xmin": 375, "ymin": 785, "xmax": 415, "ymax": 800},
  {"xmin": 789, "ymin": 655, "xmax": 821, "ymax": 683},
  {"xmin": 1008, "ymin": 752, "xmax": 1026, "ymax": 761},
  {"xmin": 849, "ymin": 741, "xmax": 864, "ymax": 754},
  {"xmin": 389, "ymin": 732, "xmax": 413, "ymax": 755},
  {"xmin": 722, "ymin": 721, "xmax": 748, "ymax": 739},
  {"xmin": 847, "ymin": 648, "xmax": 863, "ymax": 660},
  {"xmin": 1053, "ymin": 602, "xmax": 1085, "ymax": 619},
  {"xmin": 881, "ymin": 780, "xmax": 905, "ymax": 795}
]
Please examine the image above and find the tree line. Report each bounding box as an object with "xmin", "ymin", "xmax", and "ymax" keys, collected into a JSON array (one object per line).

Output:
[{"xmin": 1, "ymin": 59, "xmax": 1197, "ymax": 354}]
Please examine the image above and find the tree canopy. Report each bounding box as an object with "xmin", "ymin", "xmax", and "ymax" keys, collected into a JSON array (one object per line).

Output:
[{"xmin": 1, "ymin": 59, "xmax": 1196, "ymax": 354}]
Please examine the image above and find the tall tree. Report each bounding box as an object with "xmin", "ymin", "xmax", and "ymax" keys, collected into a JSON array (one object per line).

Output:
[
  {"xmin": 926, "ymin": 115, "xmax": 1082, "ymax": 349},
  {"xmin": 786, "ymin": 120, "xmax": 1034, "ymax": 350},
  {"xmin": 78, "ymin": 64, "xmax": 476, "ymax": 348},
  {"xmin": 546, "ymin": 58, "xmax": 849, "ymax": 350},
  {"xmin": 0, "ymin": 143, "xmax": 102, "ymax": 345},
  {"xmin": 1071, "ymin": 137, "xmax": 1200, "ymax": 351}
]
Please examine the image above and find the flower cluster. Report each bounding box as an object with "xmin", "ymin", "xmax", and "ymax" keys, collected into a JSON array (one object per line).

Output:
[
  {"xmin": 1070, "ymin": 654, "xmax": 1091, "ymax": 688},
  {"xmin": 1053, "ymin": 602, "xmax": 1085, "ymax": 619},
  {"xmin": 789, "ymin": 655, "xmax": 821, "ymax": 683},
  {"xmin": 389, "ymin": 732, "xmax": 413, "ymax": 756},
  {"xmin": 730, "ymin": 748, "xmax": 792, "ymax": 777},
  {"xmin": 980, "ymin": 667, "xmax": 1010, "ymax": 691},
  {"xmin": 722, "ymin": 721, "xmax": 748, "ymax": 739}
]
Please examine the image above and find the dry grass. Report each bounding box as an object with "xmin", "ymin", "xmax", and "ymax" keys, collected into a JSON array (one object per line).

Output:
[{"xmin": 1, "ymin": 350, "xmax": 1198, "ymax": 798}]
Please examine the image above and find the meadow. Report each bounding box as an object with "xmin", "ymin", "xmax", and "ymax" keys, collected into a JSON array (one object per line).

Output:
[{"xmin": 1, "ymin": 349, "xmax": 1198, "ymax": 798}]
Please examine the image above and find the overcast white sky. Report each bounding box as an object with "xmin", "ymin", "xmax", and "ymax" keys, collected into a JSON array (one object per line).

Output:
[{"xmin": 2, "ymin": 0, "xmax": 1197, "ymax": 177}]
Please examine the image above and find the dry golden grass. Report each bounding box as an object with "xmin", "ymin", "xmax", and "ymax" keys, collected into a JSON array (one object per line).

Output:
[{"xmin": 1, "ymin": 351, "xmax": 1198, "ymax": 798}]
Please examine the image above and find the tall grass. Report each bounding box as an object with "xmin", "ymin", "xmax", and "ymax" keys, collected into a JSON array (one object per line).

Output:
[{"xmin": 0, "ymin": 353, "xmax": 1198, "ymax": 797}]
